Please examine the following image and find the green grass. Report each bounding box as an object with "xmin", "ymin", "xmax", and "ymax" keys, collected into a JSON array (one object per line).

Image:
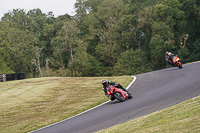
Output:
[
  {"xmin": 0, "ymin": 76, "xmax": 133, "ymax": 133},
  {"xmin": 97, "ymin": 96, "xmax": 200, "ymax": 133}
]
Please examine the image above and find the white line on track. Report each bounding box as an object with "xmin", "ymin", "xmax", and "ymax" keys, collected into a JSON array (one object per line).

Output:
[
  {"xmin": 183, "ymin": 61, "xmax": 200, "ymax": 66},
  {"xmin": 192, "ymin": 95, "xmax": 200, "ymax": 99},
  {"xmin": 29, "ymin": 76, "xmax": 137, "ymax": 133}
]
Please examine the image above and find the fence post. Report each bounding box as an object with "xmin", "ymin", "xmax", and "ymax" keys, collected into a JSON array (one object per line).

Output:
[{"xmin": 3, "ymin": 74, "xmax": 6, "ymax": 82}]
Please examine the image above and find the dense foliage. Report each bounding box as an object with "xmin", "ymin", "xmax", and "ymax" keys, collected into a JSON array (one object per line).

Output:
[{"xmin": 0, "ymin": 0, "xmax": 199, "ymax": 77}]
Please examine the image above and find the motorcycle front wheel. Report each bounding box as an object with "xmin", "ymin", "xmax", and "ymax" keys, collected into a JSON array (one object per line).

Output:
[
  {"xmin": 114, "ymin": 92, "xmax": 125, "ymax": 102},
  {"xmin": 178, "ymin": 62, "xmax": 182, "ymax": 69},
  {"xmin": 128, "ymin": 93, "xmax": 132, "ymax": 99}
]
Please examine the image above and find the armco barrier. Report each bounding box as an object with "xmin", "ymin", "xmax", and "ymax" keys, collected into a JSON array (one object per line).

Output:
[
  {"xmin": 18, "ymin": 73, "xmax": 25, "ymax": 79},
  {"xmin": 5, "ymin": 73, "xmax": 25, "ymax": 81}
]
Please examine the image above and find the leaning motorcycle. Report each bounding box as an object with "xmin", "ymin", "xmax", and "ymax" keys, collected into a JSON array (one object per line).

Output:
[
  {"xmin": 106, "ymin": 85, "xmax": 132, "ymax": 102},
  {"xmin": 171, "ymin": 55, "xmax": 182, "ymax": 69}
]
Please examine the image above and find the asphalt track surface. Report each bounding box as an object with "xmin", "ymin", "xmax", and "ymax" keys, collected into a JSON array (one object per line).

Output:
[{"xmin": 31, "ymin": 62, "xmax": 200, "ymax": 133}]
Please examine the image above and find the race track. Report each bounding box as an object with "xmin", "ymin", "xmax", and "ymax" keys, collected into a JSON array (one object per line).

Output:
[{"xmin": 31, "ymin": 62, "xmax": 200, "ymax": 133}]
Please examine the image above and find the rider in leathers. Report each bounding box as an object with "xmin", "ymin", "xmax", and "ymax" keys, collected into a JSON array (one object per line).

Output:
[
  {"xmin": 102, "ymin": 79, "xmax": 130, "ymax": 101},
  {"xmin": 165, "ymin": 52, "xmax": 175, "ymax": 66}
]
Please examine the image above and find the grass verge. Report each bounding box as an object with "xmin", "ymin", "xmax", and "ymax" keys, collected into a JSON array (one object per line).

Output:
[
  {"xmin": 0, "ymin": 76, "xmax": 133, "ymax": 133},
  {"xmin": 97, "ymin": 96, "xmax": 200, "ymax": 133}
]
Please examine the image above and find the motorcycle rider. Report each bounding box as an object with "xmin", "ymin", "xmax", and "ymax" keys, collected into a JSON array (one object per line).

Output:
[
  {"xmin": 165, "ymin": 51, "xmax": 175, "ymax": 66},
  {"xmin": 102, "ymin": 79, "xmax": 130, "ymax": 101}
]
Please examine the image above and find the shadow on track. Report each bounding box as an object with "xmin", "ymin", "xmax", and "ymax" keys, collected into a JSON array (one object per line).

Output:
[{"xmin": 108, "ymin": 98, "xmax": 133, "ymax": 104}]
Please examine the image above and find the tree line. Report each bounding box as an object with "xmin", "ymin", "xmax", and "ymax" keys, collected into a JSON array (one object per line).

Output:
[{"xmin": 0, "ymin": 0, "xmax": 200, "ymax": 78}]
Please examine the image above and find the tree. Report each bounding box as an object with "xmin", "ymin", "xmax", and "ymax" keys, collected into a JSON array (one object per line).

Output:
[
  {"xmin": 0, "ymin": 0, "xmax": 199, "ymax": 77},
  {"xmin": 149, "ymin": 22, "xmax": 175, "ymax": 69},
  {"xmin": 0, "ymin": 21, "xmax": 13, "ymax": 73},
  {"xmin": 0, "ymin": 10, "xmax": 36, "ymax": 75},
  {"xmin": 114, "ymin": 49, "xmax": 152, "ymax": 75},
  {"xmin": 68, "ymin": 50, "xmax": 102, "ymax": 77},
  {"xmin": 51, "ymin": 19, "xmax": 82, "ymax": 76},
  {"xmin": 85, "ymin": 0, "xmax": 130, "ymax": 67}
]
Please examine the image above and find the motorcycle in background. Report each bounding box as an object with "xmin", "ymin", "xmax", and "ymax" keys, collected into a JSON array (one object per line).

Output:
[{"xmin": 171, "ymin": 55, "xmax": 183, "ymax": 69}]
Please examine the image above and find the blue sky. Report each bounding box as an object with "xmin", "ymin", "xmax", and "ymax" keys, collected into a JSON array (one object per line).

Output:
[{"xmin": 0, "ymin": 0, "xmax": 77, "ymax": 18}]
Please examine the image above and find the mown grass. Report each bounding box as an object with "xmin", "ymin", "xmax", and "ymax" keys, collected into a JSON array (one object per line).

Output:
[
  {"xmin": 97, "ymin": 96, "xmax": 200, "ymax": 133},
  {"xmin": 0, "ymin": 76, "xmax": 133, "ymax": 133}
]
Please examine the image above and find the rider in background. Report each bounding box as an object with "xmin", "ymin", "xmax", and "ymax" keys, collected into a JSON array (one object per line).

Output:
[
  {"xmin": 102, "ymin": 79, "xmax": 130, "ymax": 101},
  {"xmin": 165, "ymin": 52, "xmax": 175, "ymax": 66}
]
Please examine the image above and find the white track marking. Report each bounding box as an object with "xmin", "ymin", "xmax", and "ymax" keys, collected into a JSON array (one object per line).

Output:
[
  {"xmin": 126, "ymin": 76, "xmax": 137, "ymax": 90},
  {"xmin": 192, "ymin": 95, "xmax": 200, "ymax": 99}
]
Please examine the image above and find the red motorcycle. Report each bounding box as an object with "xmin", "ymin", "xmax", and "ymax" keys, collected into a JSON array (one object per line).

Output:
[
  {"xmin": 107, "ymin": 85, "xmax": 132, "ymax": 102},
  {"xmin": 171, "ymin": 55, "xmax": 182, "ymax": 69}
]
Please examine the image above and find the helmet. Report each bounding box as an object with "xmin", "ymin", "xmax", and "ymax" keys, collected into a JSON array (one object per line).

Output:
[
  {"xmin": 102, "ymin": 79, "xmax": 108, "ymax": 85},
  {"xmin": 166, "ymin": 51, "xmax": 169, "ymax": 55},
  {"xmin": 168, "ymin": 52, "xmax": 172, "ymax": 56}
]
